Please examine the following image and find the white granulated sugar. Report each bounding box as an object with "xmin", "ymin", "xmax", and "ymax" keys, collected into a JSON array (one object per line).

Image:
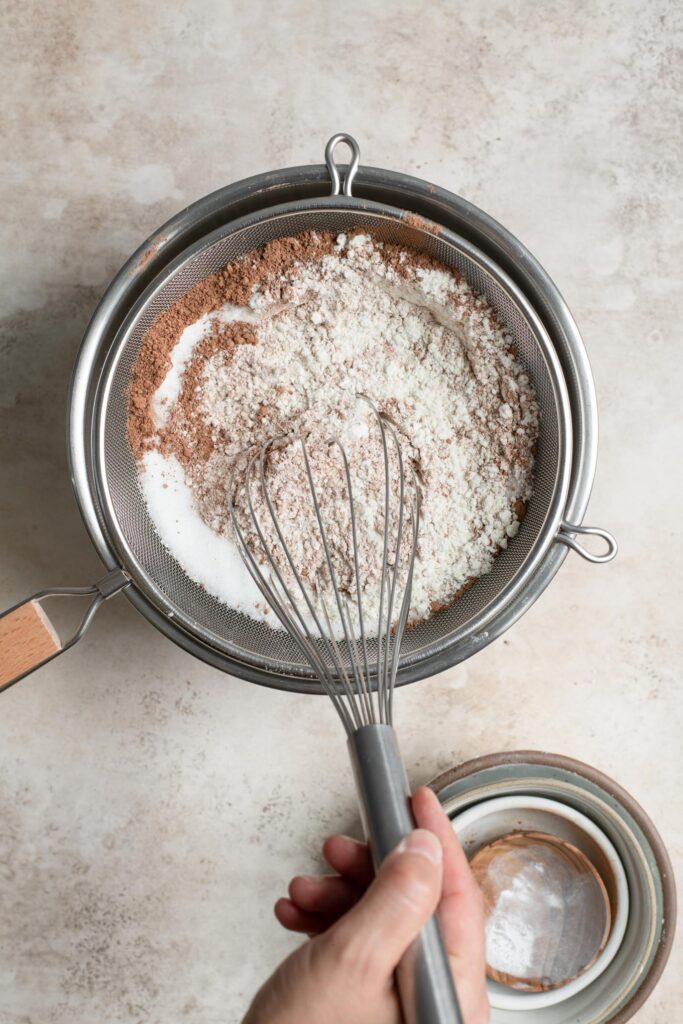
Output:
[
  {"xmin": 139, "ymin": 450, "xmax": 267, "ymax": 618},
  {"xmin": 137, "ymin": 232, "xmax": 539, "ymax": 632},
  {"xmin": 152, "ymin": 315, "xmax": 210, "ymax": 428}
]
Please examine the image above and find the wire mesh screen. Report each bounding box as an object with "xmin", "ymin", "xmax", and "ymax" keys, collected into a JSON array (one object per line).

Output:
[{"xmin": 97, "ymin": 206, "xmax": 569, "ymax": 680}]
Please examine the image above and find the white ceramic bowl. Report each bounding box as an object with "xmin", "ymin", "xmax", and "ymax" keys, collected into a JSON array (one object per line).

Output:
[
  {"xmin": 431, "ymin": 752, "xmax": 676, "ymax": 1024},
  {"xmin": 452, "ymin": 795, "xmax": 629, "ymax": 1011}
]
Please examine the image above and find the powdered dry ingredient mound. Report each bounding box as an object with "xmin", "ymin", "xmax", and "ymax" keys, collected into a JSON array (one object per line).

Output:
[
  {"xmin": 129, "ymin": 231, "xmax": 539, "ymax": 632},
  {"xmin": 230, "ymin": 398, "xmax": 421, "ymax": 636}
]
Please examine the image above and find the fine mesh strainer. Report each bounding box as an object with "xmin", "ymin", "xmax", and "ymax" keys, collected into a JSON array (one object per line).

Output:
[{"xmin": 0, "ymin": 134, "xmax": 617, "ymax": 692}]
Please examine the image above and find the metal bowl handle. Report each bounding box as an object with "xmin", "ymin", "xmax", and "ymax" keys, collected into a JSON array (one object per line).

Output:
[
  {"xmin": 557, "ymin": 521, "xmax": 618, "ymax": 563},
  {"xmin": 325, "ymin": 133, "xmax": 361, "ymax": 197}
]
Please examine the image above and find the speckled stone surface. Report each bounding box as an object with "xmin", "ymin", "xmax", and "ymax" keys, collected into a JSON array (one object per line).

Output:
[{"xmin": 0, "ymin": 2, "xmax": 681, "ymax": 1021}]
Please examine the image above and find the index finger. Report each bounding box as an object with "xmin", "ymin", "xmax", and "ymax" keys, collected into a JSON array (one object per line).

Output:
[{"xmin": 322, "ymin": 834, "xmax": 374, "ymax": 886}]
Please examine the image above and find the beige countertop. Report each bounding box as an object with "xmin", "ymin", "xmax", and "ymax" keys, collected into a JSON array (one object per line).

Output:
[{"xmin": 1, "ymin": 1, "xmax": 680, "ymax": 1020}]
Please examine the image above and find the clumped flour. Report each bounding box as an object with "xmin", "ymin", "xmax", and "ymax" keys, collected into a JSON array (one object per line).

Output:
[{"xmin": 129, "ymin": 231, "xmax": 539, "ymax": 631}]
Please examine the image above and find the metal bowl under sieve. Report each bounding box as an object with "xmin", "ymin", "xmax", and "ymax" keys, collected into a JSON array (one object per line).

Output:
[{"xmin": 0, "ymin": 134, "xmax": 617, "ymax": 693}]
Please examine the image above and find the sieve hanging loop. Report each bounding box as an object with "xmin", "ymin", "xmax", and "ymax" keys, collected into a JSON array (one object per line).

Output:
[
  {"xmin": 557, "ymin": 522, "xmax": 618, "ymax": 563},
  {"xmin": 325, "ymin": 132, "xmax": 360, "ymax": 197}
]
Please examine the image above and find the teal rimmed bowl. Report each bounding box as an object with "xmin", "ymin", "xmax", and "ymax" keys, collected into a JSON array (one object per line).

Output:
[{"xmin": 430, "ymin": 751, "xmax": 676, "ymax": 1024}]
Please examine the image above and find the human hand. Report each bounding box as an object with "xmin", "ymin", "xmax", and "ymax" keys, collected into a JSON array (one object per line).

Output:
[{"xmin": 243, "ymin": 786, "xmax": 489, "ymax": 1024}]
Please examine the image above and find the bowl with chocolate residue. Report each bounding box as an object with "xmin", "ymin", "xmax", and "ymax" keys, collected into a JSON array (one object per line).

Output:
[
  {"xmin": 430, "ymin": 751, "xmax": 676, "ymax": 1023},
  {"xmin": 451, "ymin": 794, "xmax": 629, "ymax": 1010}
]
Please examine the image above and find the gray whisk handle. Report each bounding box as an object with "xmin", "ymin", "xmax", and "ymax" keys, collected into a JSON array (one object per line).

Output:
[{"xmin": 347, "ymin": 724, "xmax": 463, "ymax": 1024}]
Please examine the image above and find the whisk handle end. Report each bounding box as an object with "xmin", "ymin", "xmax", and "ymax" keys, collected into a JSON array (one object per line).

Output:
[{"xmin": 348, "ymin": 724, "xmax": 463, "ymax": 1024}]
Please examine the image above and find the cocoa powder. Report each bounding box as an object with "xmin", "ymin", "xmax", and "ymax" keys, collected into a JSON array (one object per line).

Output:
[
  {"xmin": 129, "ymin": 232, "xmax": 336, "ymax": 457},
  {"xmin": 127, "ymin": 230, "xmax": 460, "ymax": 459},
  {"xmin": 128, "ymin": 229, "xmax": 538, "ymax": 631},
  {"xmin": 155, "ymin": 321, "xmax": 255, "ymax": 466}
]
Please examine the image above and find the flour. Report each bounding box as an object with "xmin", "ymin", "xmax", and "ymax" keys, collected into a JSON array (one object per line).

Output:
[
  {"xmin": 475, "ymin": 837, "xmax": 609, "ymax": 988},
  {"xmin": 151, "ymin": 304, "xmax": 258, "ymax": 428},
  {"xmin": 132, "ymin": 231, "xmax": 539, "ymax": 631}
]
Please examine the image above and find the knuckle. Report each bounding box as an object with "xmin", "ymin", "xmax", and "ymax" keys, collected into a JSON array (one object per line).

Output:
[
  {"xmin": 390, "ymin": 859, "xmax": 436, "ymax": 911},
  {"xmin": 325, "ymin": 927, "xmax": 382, "ymax": 983}
]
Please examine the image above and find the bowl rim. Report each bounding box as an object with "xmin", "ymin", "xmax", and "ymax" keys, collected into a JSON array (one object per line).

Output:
[
  {"xmin": 92, "ymin": 197, "xmax": 572, "ymax": 685},
  {"xmin": 429, "ymin": 750, "xmax": 677, "ymax": 1024},
  {"xmin": 68, "ymin": 160, "xmax": 600, "ymax": 689},
  {"xmin": 451, "ymin": 792, "xmax": 630, "ymax": 1009}
]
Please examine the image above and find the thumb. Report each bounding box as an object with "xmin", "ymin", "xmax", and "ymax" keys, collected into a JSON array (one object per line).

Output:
[{"xmin": 333, "ymin": 829, "xmax": 443, "ymax": 972}]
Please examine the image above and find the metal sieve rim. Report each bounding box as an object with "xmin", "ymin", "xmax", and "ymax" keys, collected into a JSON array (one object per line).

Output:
[
  {"xmin": 91, "ymin": 195, "xmax": 572, "ymax": 685},
  {"xmin": 68, "ymin": 161, "xmax": 600, "ymax": 692}
]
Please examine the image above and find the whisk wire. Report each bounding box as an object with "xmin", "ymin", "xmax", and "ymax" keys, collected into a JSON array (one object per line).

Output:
[
  {"xmin": 300, "ymin": 440, "xmax": 374, "ymax": 726},
  {"xmin": 388, "ymin": 497, "xmax": 420, "ymax": 723},
  {"xmin": 329, "ymin": 440, "xmax": 375, "ymax": 725},
  {"xmin": 383, "ymin": 421, "xmax": 407, "ymax": 720},
  {"xmin": 269, "ymin": 574, "xmax": 356, "ymax": 731},
  {"xmin": 315, "ymin": 583, "xmax": 364, "ymax": 731},
  {"xmin": 229, "ymin": 452, "xmax": 355, "ymax": 732},
  {"xmin": 373, "ymin": 408, "xmax": 392, "ymax": 722},
  {"xmin": 227, "ymin": 404, "xmax": 421, "ymax": 732},
  {"xmin": 255, "ymin": 441, "xmax": 357, "ymax": 693}
]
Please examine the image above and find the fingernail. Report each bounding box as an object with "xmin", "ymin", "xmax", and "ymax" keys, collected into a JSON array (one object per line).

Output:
[{"xmin": 396, "ymin": 829, "xmax": 442, "ymax": 865}]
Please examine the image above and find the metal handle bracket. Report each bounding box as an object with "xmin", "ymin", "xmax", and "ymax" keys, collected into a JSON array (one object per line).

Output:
[{"xmin": 0, "ymin": 569, "xmax": 130, "ymax": 692}]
